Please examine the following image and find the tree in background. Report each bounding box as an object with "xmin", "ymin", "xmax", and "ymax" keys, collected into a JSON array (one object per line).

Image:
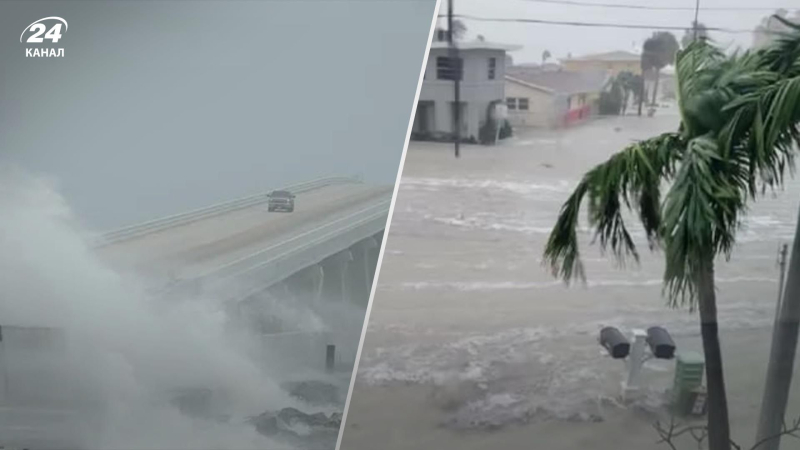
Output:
[
  {"xmin": 599, "ymin": 71, "xmax": 641, "ymax": 116},
  {"xmin": 598, "ymin": 78, "xmax": 624, "ymax": 115},
  {"xmin": 616, "ymin": 71, "xmax": 641, "ymax": 115},
  {"xmin": 434, "ymin": 18, "xmax": 467, "ymax": 41},
  {"xmin": 544, "ymin": 21, "xmax": 800, "ymax": 450},
  {"xmin": 641, "ymin": 31, "xmax": 680, "ymax": 107},
  {"xmin": 451, "ymin": 19, "xmax": 467, "ymax": 40},
  {"xmin": 682, "ymin": 21, "xmax": 709, "ymax": 47},
  {"xmin": 542, "ymin": 49, "xmax": 552, "ymax": 65}
]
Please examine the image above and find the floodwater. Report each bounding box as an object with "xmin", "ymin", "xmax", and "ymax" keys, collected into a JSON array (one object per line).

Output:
[{"xmin": 341, "ymin": 110, "xmax": 800, "ymax": 450}]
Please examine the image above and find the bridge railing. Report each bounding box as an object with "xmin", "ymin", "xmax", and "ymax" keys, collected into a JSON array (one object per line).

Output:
[
  {"xmin": 178, "ymin": 198, "xmax": 390, "ymax": 300},
  {"xmin": 93, "ymin": 176, "xmax": 359, "ymax": 247}
]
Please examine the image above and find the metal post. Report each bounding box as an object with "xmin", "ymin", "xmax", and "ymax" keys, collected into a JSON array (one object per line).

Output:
[
  {"xmin": 622, "ymin": 329, "xmax": 647, "ymax": 401},
  {"xmin": 447, "ymin": 0, "xmax": 460, "ymax": 158}
]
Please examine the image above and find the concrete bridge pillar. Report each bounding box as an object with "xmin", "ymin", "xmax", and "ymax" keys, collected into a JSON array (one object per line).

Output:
[
  {"xmin": 320, "ymin": 250, "xmax": 353, "ymax": 303},
  {"xmin": 348, "ymin": 237, "xmax": 379, "ymax": 308},
  {"xmin": 310, "ymin": 264, "xmax": 324, "ymax": 305},
  {"xmin": 233, "ymin": 293, "xmax": 276, "ymax": 334},
  {"xmin": 267, "ymin": 281, "xmax": 293, "ymax": 301},
  {"xmin": 284, "ymin": 264, "xmax": 324, "ymax": 306}
]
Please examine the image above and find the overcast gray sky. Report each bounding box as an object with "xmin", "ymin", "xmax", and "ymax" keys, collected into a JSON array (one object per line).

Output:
[
  {"xmin": 446, "ymin": 0, "xmax": 797, "ymax": 63},
  {"xmin": 0, "ymin": 0, "xmax": 435, "ymax": 230}
]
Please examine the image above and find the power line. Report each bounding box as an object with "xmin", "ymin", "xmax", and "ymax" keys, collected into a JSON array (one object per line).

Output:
[
  {"xmin": 524, "ymin": 0, "xmax": 798, "ymax": 12},
  {"xmin": 443, "ymin": 14, "xmax": 793, "ymax": 35}
]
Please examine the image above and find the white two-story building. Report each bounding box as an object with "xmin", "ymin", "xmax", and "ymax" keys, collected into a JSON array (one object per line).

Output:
[{"xmin": 413, "ymin": 39, "xmax": 521, "ymax": 142}]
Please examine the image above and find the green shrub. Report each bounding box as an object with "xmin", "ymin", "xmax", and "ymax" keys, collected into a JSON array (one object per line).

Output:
[
  {"xmin": 478, "ymin": 119, "xmax": 497, "ymax": 145},
  {"xmin": 499, "ymin": 120, "xmax": 513, "ymax": 139}
]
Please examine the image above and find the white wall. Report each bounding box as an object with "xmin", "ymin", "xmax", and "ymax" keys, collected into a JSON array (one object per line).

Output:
[
  {"xmin": 504, "ymin": 81, "xmax": 558, "ymax": 128},
  {"xmin": 417, "ymin": 47, "xmax": 507, "ymax": 139}
]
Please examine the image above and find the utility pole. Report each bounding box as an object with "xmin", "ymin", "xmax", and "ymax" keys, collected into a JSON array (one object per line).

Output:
[
  {"xmin": 757, "ymin": 230, "xmax": 800, "ymax": 449},
  {"xmin": 447, "ymin": 0, "xmax": 460, "ymax": 158},
  {"xmin": 693, "ymin": 0, "xmax": 701, "ymax": 40}
]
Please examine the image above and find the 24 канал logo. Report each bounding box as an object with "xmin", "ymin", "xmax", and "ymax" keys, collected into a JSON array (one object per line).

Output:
[{"xmin": 20, "ymin": 17, "xmax": 68, "ymax": 58}]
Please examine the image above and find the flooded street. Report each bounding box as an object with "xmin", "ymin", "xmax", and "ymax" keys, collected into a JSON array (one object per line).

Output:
[{"xmin": 343, "ymin": 111, "xmax": 800, "ymax": 449}]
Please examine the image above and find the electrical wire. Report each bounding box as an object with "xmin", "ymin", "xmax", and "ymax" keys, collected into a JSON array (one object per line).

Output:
[
  {"xmin": 439, "ymin": 13, "xmax": 795, "ymax": 36},
  {"xmin": 524, "ymin": 0, "xmax": 798, "ymax": 12}
]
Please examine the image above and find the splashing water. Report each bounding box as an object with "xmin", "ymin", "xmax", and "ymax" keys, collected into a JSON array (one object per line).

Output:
[{"xmin": 0, "ymin": 167, "xmax": 302, "ymax": 449}]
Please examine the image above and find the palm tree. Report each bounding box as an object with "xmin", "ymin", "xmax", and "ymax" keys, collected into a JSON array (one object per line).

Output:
[
  {"xmin": 643, "ymin": 31, "xmax": 680, "ymax": 106},
  {"xmin": 753, "ymin": 17, "xmax": 800, "ymax": 450},
  {"xmin": 543, "ymin": 20, "xmax": 800, "ymax": 450},
  {"xmin": 616, "ymin": 71, "xmax": 640, "ymax": 115},
  {"xmin": 451, "ymin": 19, "xmax": 467, "ymax": 40},
  {"xmin": 542, "ymin": 49, "xmax": 552, "ymax": 66}
]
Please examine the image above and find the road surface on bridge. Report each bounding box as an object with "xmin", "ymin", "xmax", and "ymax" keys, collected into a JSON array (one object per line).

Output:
[{"xmin": 94, "ymin": 182, "xmax": 392, "ymax": 283}]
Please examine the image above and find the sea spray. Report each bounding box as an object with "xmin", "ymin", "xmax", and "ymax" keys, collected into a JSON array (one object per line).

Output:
[{"xmin": 0, "ymin": 167, "xmax": 293, "ymax": 449}]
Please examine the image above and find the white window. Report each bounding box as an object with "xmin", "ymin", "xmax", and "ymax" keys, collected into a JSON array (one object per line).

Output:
[
  {"xmin": 518, "ymin": 98, "xmax": 529, "ymax": 110},
  {"xmin": 488, "ymin": 57, "xmax": 497, "ymax": 80},
  {"xmin": 506, "ymin": 97, "xmax": 517, "ymax": 110}
]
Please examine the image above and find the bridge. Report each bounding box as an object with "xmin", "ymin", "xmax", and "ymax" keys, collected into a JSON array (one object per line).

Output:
[{"xmin": 92, "ymin": 177, "xmax": 391, "ymax": 370}]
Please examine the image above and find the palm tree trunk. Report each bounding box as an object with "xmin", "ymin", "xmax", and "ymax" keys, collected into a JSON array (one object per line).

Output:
[
  {"xmin": 756, "ymin": 211, "xmax": 800, "ymax": 450},
  {"xmin": 622, "ymin": 91, "xmax": 629, "ymax": 115},
  {"xmin": 638, "ymin": 82, "xmax": 645, "ymax": 116},
  {"xmin": 651, "ymin": 69, "xmax": 661, "ymax": 105},
  {"xmin": 697, "ymin": 260, "xmax": 732, "ymax": 450}
]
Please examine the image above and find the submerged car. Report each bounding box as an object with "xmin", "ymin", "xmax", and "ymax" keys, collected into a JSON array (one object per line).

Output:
[{"xmin": 267, "ymin": 190, "xmax": 295, "ymax": 212}]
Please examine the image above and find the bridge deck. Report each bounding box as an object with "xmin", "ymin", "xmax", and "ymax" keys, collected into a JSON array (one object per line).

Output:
[{"xmin": 95, "ymin": 183, "xmax": 392, "ymax": 281}]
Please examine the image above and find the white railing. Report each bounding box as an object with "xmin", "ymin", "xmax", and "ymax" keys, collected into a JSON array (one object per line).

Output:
[
  {"xmin": 93, "ymin": 176, "xmax": 359, "ymax": 247},
  {"xmin": 167, "ymin": 197, "xmax": 390, "ymax": 300}
]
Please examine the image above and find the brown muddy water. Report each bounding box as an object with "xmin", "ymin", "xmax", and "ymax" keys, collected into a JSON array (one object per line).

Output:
[{"xmin": 341, "ymin": 110, "xmax": 800, "ymax": 450}]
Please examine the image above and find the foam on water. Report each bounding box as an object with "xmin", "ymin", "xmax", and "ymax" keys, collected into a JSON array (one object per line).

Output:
[
  {"xmin": 400, "ymin": 177, "xmax": 574, "ymax": 197},
  {"xmin": 388, "ymin": 276, "xmax": 776, "ymax": 292},
  {"xmin": 358, "ymin": 288, "xmax": 777, "ymax": 430},
  {"xmin": 431, "ymin": 215, "xmax": 555, "ymax": 235},
  {"xmin": 358, "ymin": 323, "xmax": 668, "ymax": 430}
]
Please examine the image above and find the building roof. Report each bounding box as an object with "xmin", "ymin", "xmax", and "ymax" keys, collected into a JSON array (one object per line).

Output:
[
  {"xmin": 515, "ymin": 62, "xmax": 563, "ymax": 71},
  {"xmin": 505, "ymin": 67, "xmax": 610, "ymax": 95},
  {"xmin": 429, "ymin": 40, "xmax": 522, "ymax": 52},
  {"xmin": 563, "ymin": 50, "xmax": 640, "ymax": 63}
]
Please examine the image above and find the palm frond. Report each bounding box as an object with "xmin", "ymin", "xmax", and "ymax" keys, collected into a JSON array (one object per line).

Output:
[
  {"xmin": 720, "ymin": 74, "xmax": 800, "ymax": 196},
  {"xmin": 759, "ymin": 16, "xmax": 800, "ymax": 76},
  {"xmin": 661, "ymin": 135, "xmax": 745, "ymax": 308},
  {"xmin": 543, "ymin": 180, "xmax": 588, "ymax": 282},
  {"xmin": 543, "ymin": 133, "xmax": 684, "ymax": 283},
  {"xmin": 675, "ymin": 40, "xmax": 725, "ymax": 137},
  {"xmin": 545, "ymin": 26, "xmax": 800, "ymax": 313}
]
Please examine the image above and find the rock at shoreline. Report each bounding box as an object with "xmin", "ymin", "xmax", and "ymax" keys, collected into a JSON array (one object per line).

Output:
[
  {"xmin": 283, "ymin": 380, "xmax": 341, "ymax": 406},
  {"xmin": 250, "ymin": 407, "xmax": 343, "ymax": 439},
  {"xmin": 251, "ymin": 411, "xmax": 280, "ymax": 436},
  {"xmin": 279, "ymin": 407, "xmax": 342, "ymax": 429}
]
